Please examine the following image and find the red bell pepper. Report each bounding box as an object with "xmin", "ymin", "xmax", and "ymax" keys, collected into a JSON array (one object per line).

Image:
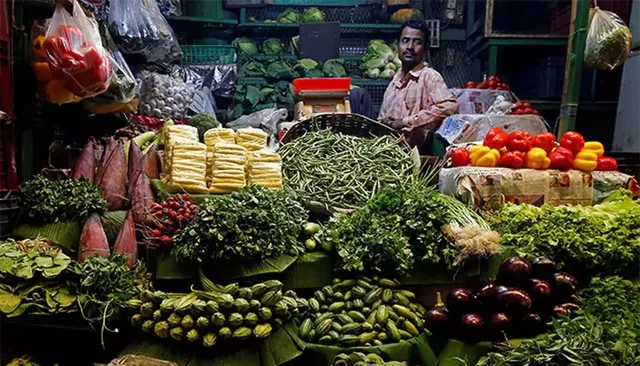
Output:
[
  {"xmin": 58, "ymin": 25, "xmax": 85, "ymax": 48},
  {"xmin": 559, "ymin": 131, "xmax": 585, "ymax": 154},
  {"xmin": 506, "ymin": 131, "xmax": 533, "ymax": 152},
  {"xmin": 532, "ymin": 132, "xmax": 556, "ymax": 154},
  {"xmin": 483, "ymin": 127, "xmax": 508, "ymax": 150},
  {"xmin": 596, "ymin": 156, "xmax": 618, "ymax": 171},
  {"xmin": 451, "ymin": 147, "xmax": 471, "ymax": 167},
  {"xmin": 499, "ymin": 151, "xmax": 525, "ymax": 169},
  {"xmin": 549, "ymin": 147, "xmax": 574, "ymax": 170}
]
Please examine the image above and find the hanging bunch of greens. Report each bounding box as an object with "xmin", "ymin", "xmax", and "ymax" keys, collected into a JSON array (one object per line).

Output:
[
  {"xmin": 171, "ymin": 185, "xmax": 308, "ymax": 263},
  {"xmin": 20, "ymin": 175, "xmax": 107, "ymax": 224}
]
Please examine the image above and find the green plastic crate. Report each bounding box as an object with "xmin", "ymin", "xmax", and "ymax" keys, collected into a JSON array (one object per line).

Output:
[
  {"xmin": 181, "ymin": 45, "xmax": 236, "ymax": 65},
  {"xmin": 183, "ymin": 0, "xmax": 236, "ymax": 19}
]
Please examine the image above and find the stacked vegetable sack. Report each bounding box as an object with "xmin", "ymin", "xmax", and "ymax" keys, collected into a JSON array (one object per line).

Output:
[{"xmin": 130, "ymin": 280, "xmax": 305, "ymax": 347}]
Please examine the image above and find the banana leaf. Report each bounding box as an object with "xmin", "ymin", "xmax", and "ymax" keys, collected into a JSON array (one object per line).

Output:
[
  {"xmin": 12, "ymin": 221, "xmax": 81, "ymax": 253},
  {"xmin": 101, "ymin": 211, "xmax": 127, "ymax": 246},
  {"xmin": 201, "ymin": 254, "xmax": 298, "ymax": 282},
  {"xmin": 146, "ymin": 246, "xmax": 195, "ymax": 280},
  {"xmin": 282, "ymin": 252, "xmax": 335, "ymax": 289},
  {"xmin": 291, "ymin": 328, "xmax": 437, "ymax": 366},
  {"xmin": 119, "ymin": 323, "xmax": 304, "ymax": 366},
  {"xmin": 151, "ymin": 179, "xmax": 213, "ymax": 204}
]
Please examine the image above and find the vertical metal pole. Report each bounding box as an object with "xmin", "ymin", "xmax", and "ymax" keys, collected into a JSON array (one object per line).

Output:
[
  {"xmin": 488, "ymin": 45, "xmax": 498, "ymax": 75},
  {"xmin": 558, "ymin": 0, "xmax": 592, "ymax": 135}
]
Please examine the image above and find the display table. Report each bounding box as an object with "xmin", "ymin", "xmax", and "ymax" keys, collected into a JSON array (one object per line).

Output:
[{"xmin": 439, "ymin": 167, "xmax": 637, "ymax": 209}]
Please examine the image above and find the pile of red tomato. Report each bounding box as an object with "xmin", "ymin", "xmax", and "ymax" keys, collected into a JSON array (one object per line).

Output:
[
  {"xmin": 510, "ymin": 102, "xmax": 540, "ymax": 116},
  {"xmin": 464, "ymin": 76, "xmax": 510, "ymax": 91}
]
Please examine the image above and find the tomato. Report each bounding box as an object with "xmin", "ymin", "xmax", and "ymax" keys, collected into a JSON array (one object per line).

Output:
[
  {"xmin": 514, "ymin": 108, "xmax": 525, "ymax": 115},
  {"xmin": 488, "ymin": 80, "xmax": 498, "ymax": 89},
  {"xmin": 523, "ymin": 108, "xmax": 535, "ymax": 115},
  {"xmin": 522, "ymin": 102, "xmax": 532, "ymax": 109},
  {"xmin": 532, "ymin": 109, "xmax": 540, "ymax": 115},
  {"xmin": 465, "ymin": 81, "xmax": 476, "ymax": 88},
  {"xmin": 487, "ymin": 76, "xmax": 497, "ymax": 83},
  {"xmin": 494, "ymin": 76, "xmax": 501, "ymax": 83},
  {"xmin": 503, "ymin": 84, "xmax": 510, "ymax": 90},
  {"xmin": 477, "ymin": 81, "xmax": 488, "ymax": 89}
]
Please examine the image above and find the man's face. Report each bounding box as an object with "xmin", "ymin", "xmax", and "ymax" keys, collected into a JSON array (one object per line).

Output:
[{"xmin": 398, "ymin": 27, "xmax": 425, "ymax": 67}]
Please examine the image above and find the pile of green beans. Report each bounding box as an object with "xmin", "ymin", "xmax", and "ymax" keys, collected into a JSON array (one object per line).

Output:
[{"xmin": 279, "ymin": 129, "xmax": 415, "ymax": 214}]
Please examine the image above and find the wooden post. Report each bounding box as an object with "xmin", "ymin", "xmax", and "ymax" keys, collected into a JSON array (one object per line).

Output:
[{"xmin": 557, "ymin": 0, "xmax": 591, "ymax": 135}]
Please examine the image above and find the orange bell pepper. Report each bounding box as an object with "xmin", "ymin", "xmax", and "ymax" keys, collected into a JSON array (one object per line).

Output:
[
  {"xmin": 32, "ymin": 61, "xmax": 53, "ymax": 81},
  {"xmin": 43, "ymin": 79, "xmax": 80, "ymax": 104},
  {"xmin": 32, "ymin": 35, "xmax": 47, "ymax": 61}
]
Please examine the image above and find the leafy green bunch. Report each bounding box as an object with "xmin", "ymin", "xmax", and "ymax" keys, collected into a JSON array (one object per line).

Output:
[
  {"xmin": 492, "ymin": 193, "xmax": 640, "ymax": 274},
  {"xmin": 20, "ymin": 175, "xmax": 107, "ymax": 224},
  {"xmin": 322, "ymin": 185, "xmax": 459, "ymax": 276},
  {"xmin": 171, "ymin": 185, "xmax": 309, "ymax": 263},
  {"xmin": 477, "ymin": 276, "xmax": 640, "ymax": 366}
]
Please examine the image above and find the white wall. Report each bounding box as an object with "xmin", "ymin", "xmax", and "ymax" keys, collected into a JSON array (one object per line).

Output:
[{"xmin": 612, "ymin": 1, "xmax": 640, "ymax": 152}]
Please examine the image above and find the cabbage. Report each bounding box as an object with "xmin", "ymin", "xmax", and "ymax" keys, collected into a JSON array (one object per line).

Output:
[
  {"xmin": 277, "ymin": 8, "xmax": 301, "ymax": 23},
  {"xmin": 364, "ymin": 68, "xmax": 380, "ymax": 79},
  {"xmin": 381, "ymin": 69, "xmax": 395, "ymax": 79},
  {"xmin": 393, "ymin": 57, "xmax": 402, "ymax": 68},
  {"xmin": 262, "ymin": 39, "xmax": 286, "ymax": 54},
  {"xmin": 385, "ymin": 62, "xmax": 397, "ymax": 71},
  {"xmin": 232, "ymin": 37, "xmax": 258, "ymax": 55},
  {"xmin": 322, "ymin": 59, "xmax": 347, "ymax": 77},
  {"xmin": 361, "ymin": 58, "xmax": 387, "ymax": 71},
  {"xmin": 366, "ymin": 40, "xmax": 395, "ymax": 62},
  {"xmin": 266, "ymin": 60, "xmax": 295, "ymax": 79},
  {"xmin": 302, "ymin": 7, "xmax": 325, "ymax": 23},
  {"xmin": 294, "ymin": 58, "xmax": 322, "ymax": 78}
]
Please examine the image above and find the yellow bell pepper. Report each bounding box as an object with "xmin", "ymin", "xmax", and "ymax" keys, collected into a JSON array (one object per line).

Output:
[
  {"xmin": 32, "ymin": 35, "xmax": 46, "ymax": 61},
  {"xmin": 582, "ymin": 141, "xmax": 604, "ymax": 157},
  {"xmin": 525, "ymin": 147, "xmax": 551, "ymax": 169},
  {"xmin": 573, "ymin": 150, "xmax": 598, "ymax": 171},
  {"xmin": 469, "ymin": 146, "xmax": 500, "ymax": 167},
  {"xmin": 43, "ymin": 80, "xmax": 80, "ymax": 104}
]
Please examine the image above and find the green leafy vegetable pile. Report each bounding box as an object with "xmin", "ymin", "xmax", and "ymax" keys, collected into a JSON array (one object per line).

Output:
[
  {"xmin": 477, "ymin": 276, "xmax": 640, "ymax": 366},
  {"xmin": 226, "ymin": 82, "xmax": 294, "ymax": 121},
  {"xmin": 584, "ymin": 7, "xmax": 632, "ymax": 70},
  {"xmin": 171, "ymin": 185, "xmax": 309, "ymax": 262},
  {"xmin": 492, "ymin": 192, "xmax": 640, "ymax": 274},
  {"xmin": 321, "ymin": 184, "xmax": 499, "ymax": 276},
  {"xmin": 20, "ymin": 175, "xmax": 107, "ymax": 224},
  {"xmin": 360, "ymin": 40, "xmax": 401, "ymax": 79},
  {"xmin": 232, "ymin": 37, "xmax": 258, "ymax": 55},
  {"xmin": 262, "ymin": 38, "xmax": 287, "ymax": 54}
]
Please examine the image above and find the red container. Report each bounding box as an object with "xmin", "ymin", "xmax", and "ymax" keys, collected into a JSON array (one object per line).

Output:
[{"xmin": 292, "ymin": 78, "xmax": 352, "ymax": 94}]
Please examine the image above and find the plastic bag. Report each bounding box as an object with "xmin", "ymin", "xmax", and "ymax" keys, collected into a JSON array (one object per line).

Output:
[
  {"xmin": 138, "ymin": 72, "xmax": 195, "ymax": 118},
  {"xmin": 157, "ymin": 0, "xmax": 182, "ymax": 17},
  {"xmin": 108, "ymin": 0, "xmax": 183, "ymax": 67},
  {"xmin": 584, "ymin": 7, "xmax": 633, "ymax": 70},
  {"xmin": 83, "ymin": 23, "xmax": 138, "ymax": 114},
  {"xmin": 44, "ymin": 0, "xmax": 112, "ymax": 99}
]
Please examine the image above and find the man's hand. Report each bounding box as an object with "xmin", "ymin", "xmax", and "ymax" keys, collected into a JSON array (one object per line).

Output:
[
  {"xmin": 389, "ymin": 118, "xmax": 408, "ymax": 130},
  {"xmin": 379, "ymin": 117, "xmax": 394, "ymax": 126}
]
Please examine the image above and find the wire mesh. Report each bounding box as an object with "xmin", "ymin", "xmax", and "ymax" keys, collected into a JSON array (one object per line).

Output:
[
  {"xmin": 430, "ymin": 40, "xmax": 471, "ymax": 88},
  {"xmin": 245, "ymin": 4, "xmax": 387, "ymax": 24}
]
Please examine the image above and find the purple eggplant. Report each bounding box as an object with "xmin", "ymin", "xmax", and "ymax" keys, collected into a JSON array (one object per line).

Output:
[
  {"xmin": 425, "ymin": 292, "xmax": 449, "ymax": 334},
  {"xmin": 528, "ymin": 278, "xmax": 553, "ymax": 304},
  {"xmin": 553, "ymin": 272, "xmax": 578, "ymax": 302},
  {"xmin": 459, "ymin": 314, "xmax": 485, "ymax": 342},
  {"xmin": 558, "ymin": 302, "xmax": 581, "ymax": 312},
  {"xmin": 476, "ymin": 285, "xmax": 510, "ymax": 313},
  {"xmin": 488, "ymin": 313, "xmax": 511, "ymax": 340},
  {"xmin": 552, "ymin": 305, "xmax": 570, "ymax": 317},
  {"xmin": 446, "ymin": 288, "xmax": 474, "ymax": 315},
  {"xmin": 497, "ymin": 257, "xmax": 532, "ymax": 286},
  {"xmin": 570, "ymin": 294, "xmax": 582, "ymax": 305},
  {"xmin": 495, "ymin": 287, "xmax": 532, "ymax": 315},
  {"xmin": 530, "ymin": 257, "xmax": 556, "ymax": 282},
  {"xmin": 520, "ymin": 313, "xmax": 545, "ymax": 336}
]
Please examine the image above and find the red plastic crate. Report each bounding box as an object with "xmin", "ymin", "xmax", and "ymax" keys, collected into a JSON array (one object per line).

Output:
[{"xmin": 292, "ymin": 78, "xmax": 352, "ymax": 94}]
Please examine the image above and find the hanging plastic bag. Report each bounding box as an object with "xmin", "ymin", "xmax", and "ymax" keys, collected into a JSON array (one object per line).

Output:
[
  {"xmin": 43, "ymin": 1, "xmax": 112, "ymax": 99},
  {"xmin": 83, "ymin": 23, "xmax": 138, "ymax": 114},
  {"xmin": 137, "ymin": 72, "xmax": 195, "ymax": 119},
  {"xmin": 584, "ymin": 6, "xmax": 633, "ymax": 70},
  {"xmin": 108, "ymin": 0, "xmax": 183, "ymax": 68}
]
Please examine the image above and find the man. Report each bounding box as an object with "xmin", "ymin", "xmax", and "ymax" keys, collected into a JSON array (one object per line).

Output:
[{"xmin": 379, "ymin": 20, "xmax": 458, "ymax": 153}]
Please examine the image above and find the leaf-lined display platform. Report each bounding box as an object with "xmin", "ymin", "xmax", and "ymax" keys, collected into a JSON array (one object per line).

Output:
[
  {"xmin": 118, "ymin": 323, "xmax": 304, "ymax": 366},
  {"xmin": 13, "ymin": 221, "xmax": 81, "ymax": 253}
]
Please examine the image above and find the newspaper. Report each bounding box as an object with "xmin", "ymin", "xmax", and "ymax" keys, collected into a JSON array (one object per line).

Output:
[
  {"xmin": 436, "ymin": 114, "xmax": 549, "ymax": 145},
  {"xmin": 439, "ymin": 167, "xmax": 636, "ymax": 210},
  {"xmin": 451, "ymin": 88, "xmax": 518, "ymax": 114}
]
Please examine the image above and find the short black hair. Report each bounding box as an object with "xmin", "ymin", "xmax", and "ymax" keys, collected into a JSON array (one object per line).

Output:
[{"xmin": 400, "ymin": 19, "xmax": 426, "ymax": 40}]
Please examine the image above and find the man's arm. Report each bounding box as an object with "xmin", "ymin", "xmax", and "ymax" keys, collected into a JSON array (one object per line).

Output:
[
  {"xmin": 402, "ymin": 69, "xmax": 458, "ymax": 131},
  {"xmin": 377, "ymin": 82, "xmax": 395, "ymax": 122}
]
